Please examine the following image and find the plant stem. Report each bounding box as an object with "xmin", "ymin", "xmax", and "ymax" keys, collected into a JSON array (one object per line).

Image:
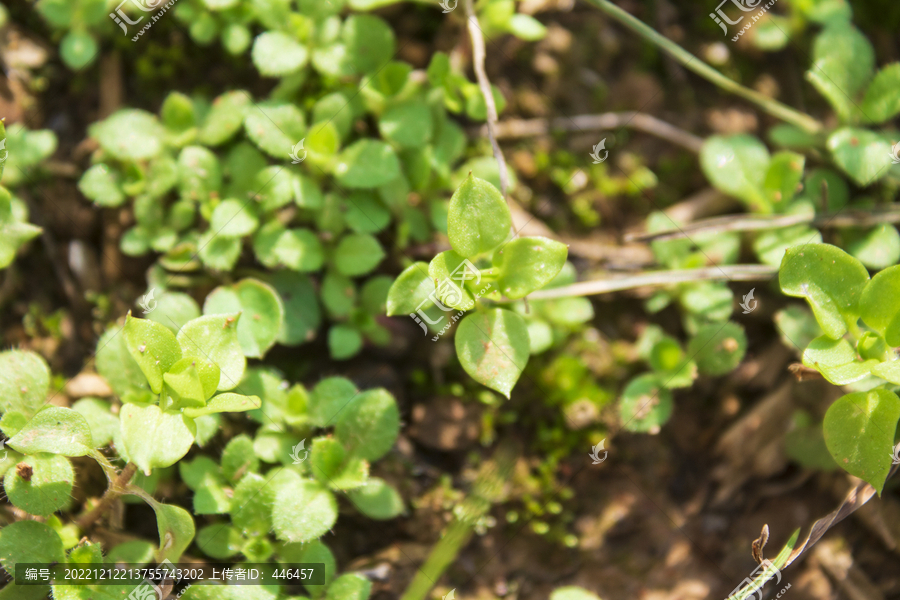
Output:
[
  {"xmin": 583, "ymin": 0, "xmax": 823, "ymax": 134},
  {"xmin": 399, "ymin": 519, "xmax": 474, "ymax": 600},
  {"xmin": 527, "ymin": 264, "xmax": 777, "ymax": 299},
  {"xmin": 76, "ymin": 462, "xmax": 138, "ymax": 531}
]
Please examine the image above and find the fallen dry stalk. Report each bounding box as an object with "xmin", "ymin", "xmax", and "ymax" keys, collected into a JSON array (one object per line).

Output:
[
  {"xmin": 527, "ymin": 264, "xmax": 777, "ymax": 299},
  {"xmin": 481, "ymin": 112, "xmax": 704, "ymax": 153}
]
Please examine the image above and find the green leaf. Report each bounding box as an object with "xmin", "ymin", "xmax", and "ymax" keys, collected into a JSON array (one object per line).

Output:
[
  {"xmin": 120, "ymin": 403, "xmax": 196, "ymax": 475},
  {"xmin": 824, "ymin": 389, "xmax": 900, "ymax": 495},
  {"xmin": 753, "ymin": 203, "xmax": 821, "ymax": 266},
  {"xmin": 244, "ymin": 102, "xmax": 306, "ymax": 159},
  {"xmin": 252, "ymin": 31, "xmax": 309, "ymax": 77},
  {"xmin": 183, "ymin": 392, "xmax": 261, "ymax": 418},
  {"xmin": 200, "ymin": 91, "xmax": 251, "ymax": 146},
  {"xmin": 192, "ymin": 472, "xmax": 232, "ymax": 514},
  {"xmin": 275, "ymin": 228, "xmax": 325, "ymax": 272},
  {"xmin": 221, "ymin": 434, "xmax": 259, "ymax": 483},
  {"xmin": 164, "ymin": 357, "xmax": 220, "ymax": 408},
  {"xmin": 96, "ymin": 326, "xmax": 149, "ymax": 398},
  {"xmin": 699, "ymin": 135, "xmax": 769, "ymax": 210},
  {"xmin": 7, "ymin": 407, "xmax": 93, "ymax": 457},
  {"xmin": 428, "ymin": 251, "xmax": 477, "ymax": 310},
  {"xmin": 386, "ymin": 262, "xmax": 433, "ymax": 316},
  {"xmin": 845, "ymin": 225, "xmax": 900, "ymax": 270},
  {"xmin": 204, "ymin": 279, "xmax": 285, "ymax": 359},
  {"xmin": 334, "ymin": 233, "xmax": 385, "ymax": 277},
  {"xmin": 198, "ymin": 232, "xmax": 241, "ymax": 272},
  {"xmin": 343, "ymin": 191, "xmax": 390, "ymax": 234},
  {"xmin": 78, "ymin": 164, "xmax": 124, "ymax": 207},
  {"xmin": 507, "ymin": 13, "xmax": 547, "ymax": 40},
  {"xmin": 619, "ymin": 373, "xmax": 673, "ymax": 433},
  {"xmin": 196, "ymin": 524, "xmax": 243, "ymax": 559},
  {"xmin": 72, "ymin": 398, "xmax": 119, "ymax": 447},
  {"xmin": 802, "ymin": 335, "xmax": 878, "ymax": 385},
  {"xmin": 455, "ymin": 308, "xmax": 529, "ymax": 398},
  {"xmin": 106, "ymin": 540, "xmax": 156, "ymax": 566},
  {"xmin": 493, "ymin": 236, "xmax": 568, "ymax": 300},
  {"xmin": 178, "ymin": 146, "xmax": 222, "ymax": 201},
  {"xmin": 309, "ymin": 436, "xmax": 346, "ymax": 482},
  {"xmin": 123, "ymin": 314, "xmax": 183, "ymax": 394},
  {"xmin": 230, "ymin": 472, "xmax": 274, "ymax": 535},
  {"xmin": 861, "ymin": 63, "xmax": 900, "ymax": 123},
  {"xmin": 272, "ymin": 472, "xmax": 338, "ymax": 543},
  {"xmin": 763, "ymin": 151, "xmax": 805, "ymax": 208},
  {"xmin": 325, "ymin": 573, "xmax": 372, "ymax": 600},
  {"xmin": 379, "ymin": 101, "xmax": 432, "ymax": 148},
  {"xmin": 347, "ymin": 477, "xmax": 403, "ymax": 520},
  {"xmin": 448, "ymin": 175, "xmax": 512, "ymax": 258},
  {"xmin": 687, "ymin": 322, "xmax": 747, "ymax": 376},
  {"xmin": 147, "ymin": 500, "xmax": 196, "ymax": 563},
  {"xmin": 806, "ymin": 24, "xmax": 874, "ymax": 121},
  {"xmin": 145, "ymin": 291, "xmax": 202, "ymax": 333},
  {"xmin": 779, "ymin": 244, "xmax": 869, "ymax": 339},
  {"xmin": 60, "ymin": 29, "xmax": 98, "ymax": 70},
  {"xmin": 279, "ymin": 539, "xmax": 335, "ymax": 594},
  {"xmin": 335, "ymin": 388, "xmax": 399, "ymax": 461},
  {"xmin": 323, "ymin": 269, "xmax": 358, "ymax": 316},
  {"xmin": 342, "ymin": 15, "xmax": 394, "ymax": 75},
  {"xmin": 550, "ymin": 587, "xmax": 602, "ymax": 600},
  {"xmin": 827, "ymin": 128, "xmax": 894, "ymax": 187},
  {"xmin": 328, "ymin": 324, "xmax": 363, "ymax": 360},
  {"xmin": 4, "ymin": 454, "xmax": 73, "ymax": 516},
  {"xmin": 309, "ymin": 377, "xmax": 359, "ymax": 427},
  {"xmin": 334, "ymin": 140, "xmax": 401, "ymax": 189},
  {"xmin": 0, "ymin": 349, "xmax": 50, "ymax": 420},
  {"xmin": 89, "ymin": 110, "xmax": 165, "ymax": 162},
  {"xmin": 177, "ymin": 314, "xmax": 246, "ymax": 391},
  {"xmin": 209, "ymin": 199, "xmax": 259, "ymax": 237},
  {"xmin": 861, "ymin": 264, "xmax": 900, "ymax": 345},
  {"xmin": 0, "ymin": 520, "xmax": 65, "ymax": 573}
]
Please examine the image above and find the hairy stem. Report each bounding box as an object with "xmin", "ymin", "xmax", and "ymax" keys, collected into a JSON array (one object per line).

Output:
[
  {"xmin": 76, "ymin": 462, "xmax": 138, "ymax": 531},
  {"xmin": 583, "ymin": 0, "xmax": 823, "ymax": 133}
]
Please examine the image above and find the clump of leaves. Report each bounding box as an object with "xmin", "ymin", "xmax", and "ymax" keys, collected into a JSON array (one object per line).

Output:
[
  {"xmin": 779, "ymin": 243, "xmax": 900, "ymax": 494},
  {"xmin": 387, "ymin": 174, "xmax": 568, "ymax": 397}
]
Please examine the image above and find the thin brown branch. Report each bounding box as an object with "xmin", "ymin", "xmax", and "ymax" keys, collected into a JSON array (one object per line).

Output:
[
  {"xmin": 465, "ymin": 0, "xmax": 511, "ymax": 200},
  {"xmin": 627, "ymin": 206, "xmax": 900, "ymax": 243},
  {"xmin": 76, "ymin": 462, "xmax": 138, "ymax": 531},
  {"xmin": 526, "ymin": 264, "xmax": 777, "ymax": 299},
  {"xmin": 480, "ymin": 112, "xmax": 704, "ymax": 153}
]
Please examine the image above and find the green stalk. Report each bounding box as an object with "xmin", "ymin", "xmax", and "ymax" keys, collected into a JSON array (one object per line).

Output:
[
  {"xmin": 399, "ymin": 520, "xmax": 474, "ymax": 600},
  {"xmin": 399, "ymin": 443, "xmax": 516, "ymax": 600},
  {"xmin": 583, "ymin": 0, "xmax": 823, "ymax": 134}
]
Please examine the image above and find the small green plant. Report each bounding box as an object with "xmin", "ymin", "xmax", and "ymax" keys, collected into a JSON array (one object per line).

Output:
[
  {"xmin": 778, "ymin": 243, "xmax": 900, "ymax": 494},
  {"xmin": 386, "ymin": 174, "xmax": 568, "ymax": 397}
]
